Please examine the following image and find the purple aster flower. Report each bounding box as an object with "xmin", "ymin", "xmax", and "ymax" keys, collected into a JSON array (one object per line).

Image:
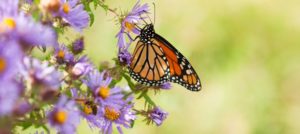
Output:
[
  {"xmin": 0, "ymin": 0, "xmax": 57, "ymax": 48},
  {"xmin": 71, "ymin": 37, "xmax": 84, "ymax": 54},
  {"xmin": 0, "ymin": 40, "xmax": 22, "ymax": 80},
  {"xmin": 54, "ymin": 45, "xmax": 74, "ymax": 64},
  {"xmin": 148, "ymin": 107, "xmax": 168, "ymax": 126},
  {"xmin": 98, "ymin": 104, "xmax": 136, "ymax": 134},
  {"xmin": 116, "ymin": 0, "xmax": 149, "ymax": 50},
  {"xmin": 70, "ymin": 88, "xmax": 102, "ymax": 129},
  {"xmin": 71, "ymin": 56, "xmax": 93, "ymax": 78},
  {"xmin": 19, "ymin": 57, "xmax": 62, "ymax": 89},
  {"xmin": 48, "ymin": 95, "xmax": 80, "ymax": 134},
  {"xmin": 160, "ymin": 82, "xmax": 172, "ymax": 90},
  {"xmin": 80, "ymin": 101, "xmax": 103, "ymax": 129},
  {"xmin": 82, "ymin": 71, "xmax": 125, "ymax": 109},
  {"xmin": 118, "ymin": 50, "xmax": 132, "ymax": 66},
  {"xmin": 54, "ymin": 0, "xmax": 90, "ymax": 31},
  {"xmin": 0, "ymin": 80, "xmax": 22, "ymax": 116}
]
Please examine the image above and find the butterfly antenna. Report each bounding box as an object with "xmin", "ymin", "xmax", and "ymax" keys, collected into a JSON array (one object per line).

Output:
[
  {"xmin": 139, "ymin": 11, "xmax": 148, "ymax": 25},
  {"xmin": 143, "ymin": 10, "xmax": 153, "ymax": 24},
  {"xmin": 139, "ymin": 11, "xmax": 149, "ymax": 25},
  {"xmin": 153, "ymin": 2, "xmax": 156, "ymax": 25}
]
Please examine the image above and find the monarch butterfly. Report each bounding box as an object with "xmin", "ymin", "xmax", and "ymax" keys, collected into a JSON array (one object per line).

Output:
[{"xmin": 128, "ymin": 24, "xmax": 201, "ymax": 91}]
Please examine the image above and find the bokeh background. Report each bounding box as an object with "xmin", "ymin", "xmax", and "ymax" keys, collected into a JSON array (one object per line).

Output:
[{"xmin": 55, "ymin": 0, "xmax": 300, "ymax": 133}]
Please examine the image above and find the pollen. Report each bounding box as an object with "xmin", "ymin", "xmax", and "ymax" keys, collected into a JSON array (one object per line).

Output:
[
  {"xmin": 104, "ymin": 107, "xmax": 120, "ymax": 121},
  {"xmin": 124, "ymin": 21, "xmax": 135, "ymax": 32},
  {"xmin": 62, "ymin": 3, "xmax": 70, "ymax": 14},
  {"xmin": 83, "ymin": 105, "xmax": 93, "ymax": 115},
  {"xmin": 2, "ymin": 17, "xmax": 16, "ymax": 29},
  {"xmin": 98, "ymin": 86, "xmax": 110, "ymax": 99},
  {"xmin": 0, "ymin": 57, "xmax": 6, "ymax": 73},
  {"xmin": 54, "ymin": 110, "xmax": 68, "ymax": 124},
  {"xmin": 57, "ymin": 50, "xmax": 65, "ymax": 58}
]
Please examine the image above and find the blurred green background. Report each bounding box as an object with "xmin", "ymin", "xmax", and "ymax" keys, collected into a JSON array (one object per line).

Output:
[{"xmin": 76, "ymin": 0, "xmax": 300, "ymax": 133}]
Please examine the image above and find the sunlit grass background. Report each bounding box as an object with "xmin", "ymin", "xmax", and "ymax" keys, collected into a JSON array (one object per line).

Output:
[
  {"xmin": 27, "ymin": 0, "xmax": 300, "ymax": 133},
  {"xmin": 80, "ymin": 0, "xmax": 300, "ymax": 133}
]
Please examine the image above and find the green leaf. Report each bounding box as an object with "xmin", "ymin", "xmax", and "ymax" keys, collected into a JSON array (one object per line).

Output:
[
  {"xmin": 137, "ymin": 90, "xmax": 147, "ymax": 99},
  {"xmin": 54, "ymin": 27, "xmax": 64, "ymax": 34},
  {"xmin": 93, "ymin": 0, "xmax": 101, "ymax": 9},
  {"xmin": 88, "ymin": 12, "xmax": 95, "ymax": 26},
  {"xmin": 41, "ymin": 125, "xmax": 50, "ymax": 134},
  {"xmin": 82, "ymin": 0, "xmax": 95, "ymax": 26},
  {"xmin": 100, "ymin": 4, "xmax": 109, "ymax": 13},
  {"xmin": 109, "ymin": 77, "xmax": 122, "ymax": 88},
  {"xmin": 18, "ymin": 122, "xmax": 33, "ymax": 130},
  {"xmin": 123, "ymin": 91, "xmax": 134, "ymax": 99},
  {"xmin": 130, "ymin": 120, "xmax": 135, "ymax": 128},
  {"xmin": 144, "ymin": 94, "xmax": 156, "ymax": 107},
  {"xmin": 31, "ymin": 10, "xmax": 41, "ymax": 22},
  {"xmin": 122, "ymin": 73, "xmax": 135, "ymax": 90}
]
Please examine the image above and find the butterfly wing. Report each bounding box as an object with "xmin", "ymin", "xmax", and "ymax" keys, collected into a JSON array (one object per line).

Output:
[
  {"xmin": 129, "ymin": 40, "xmax": 170, "ymax": 86},
  {"xmin": 153, "ymin": 34, "xmax": 202, "ymax": 91}
]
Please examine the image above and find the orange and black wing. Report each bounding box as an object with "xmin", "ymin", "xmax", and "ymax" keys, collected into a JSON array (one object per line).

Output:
[
  {"xmin": 129, "ymin": 40, "xmax": 170, "ymax": 86},
  {"xmin": 153, "ymin": 34, "xmax": 201, "ymax": 91}
]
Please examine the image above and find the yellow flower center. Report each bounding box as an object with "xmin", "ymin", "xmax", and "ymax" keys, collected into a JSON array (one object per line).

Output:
[
  {"xmin": 62, "ymin": 3, "xmax": 70, "ymax": 14},
  {"xmin": 57, "ymin": 50, "xmax": 65, "ymax": 58},
  {"xmin": 83, "ymin": 104, "xmax": 93, "ymax": 115},
  {"xmin": 98, "ymin": 86, "xmax": 110, "ymax": 99},
  {"xmin": 54, "ymin": 110, "xmax": 68, "ymax": 124},
  {"xmin": 0, "ymin": 57, "xmax": 6, "ymax": 73},
  {"xmin": 124, "ymin": 21, "xmax": 135, "ymax": 32},
  {"xmin": 2, "ymin": 17, "xmax": 16, "ymax": 30},
  {"xmin": 104, "ymin": 107, "xmax": 120, "ymax": 121}
]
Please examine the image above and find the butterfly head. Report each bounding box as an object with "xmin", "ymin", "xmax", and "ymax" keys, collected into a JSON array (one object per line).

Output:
[{"xmin": 140, "ymin": 24, "xmax": 155, "ymax": 43}]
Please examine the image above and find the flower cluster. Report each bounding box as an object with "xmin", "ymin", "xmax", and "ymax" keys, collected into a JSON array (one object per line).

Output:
[
  {"xmin": 116, "ymin": 0, "xmax": 149, "ymax": 66},
  {"xmin": 40, "ymin": 0, "xmax": 89, "ymax": 31},
  {"xmin": 0, "ymin": 0, "xmax": 170, "ymax": 134}
]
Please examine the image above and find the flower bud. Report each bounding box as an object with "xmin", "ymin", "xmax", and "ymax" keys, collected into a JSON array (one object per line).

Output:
[
  {"xmin": 72, "ymin": 63, "xmax": 86, "ymax": 76},
  {"xmin": 71, "ymin": 37, "xmax": 84, "ymax": 54}
]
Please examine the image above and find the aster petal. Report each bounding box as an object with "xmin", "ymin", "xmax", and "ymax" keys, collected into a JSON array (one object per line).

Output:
[
  {"xmin": 0, "ymin": 80, "xmax": 21, "ymax": 116},
  {"xmin": 68, "ymin": 0, "xmax": 79, "ymax": 8},
  {"xmin": 116, "ymin": 31, "xmax": 127, "ymax": 49},
  {"xmin": 0, "ymin": 0, "xmax": 18, "ymax": 17},
  {"xmin": 117, "ymin": 126, "xmax": 123, "ymax": 134},
  {"xmin": 70, "ymin": 88, "xmax": 78, "ymax": 97},
  {"xmin": 65, "ymin": 4, "xmax": 89, "ymax": 31},
  {"xmin": 57, "ymin": 95, "xmax": 68, "ymax": 108},
  {"xmin": 15, "ymin": 13, "xmax": 57, "ymax": 47},
  {"xmin": 110, "ymin": 87, "xmax": 123, "ymax": 94},
  {"xmin": 0, "ymin": 40, "xmax": 22, "ymax": 80},
  {"xmin": 130, "ymin": 0, "xmax": 149, "ymax": 15}
]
